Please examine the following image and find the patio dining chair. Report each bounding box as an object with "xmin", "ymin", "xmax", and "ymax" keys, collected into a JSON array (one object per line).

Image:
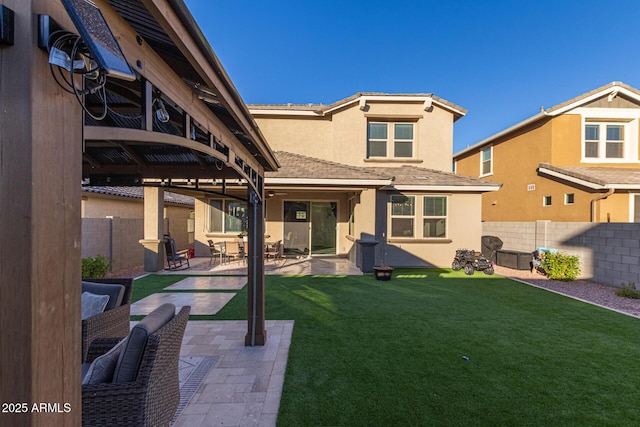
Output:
[
  {"xmin": 208, "ymin": 239, "xmax": 223, "ymax": 265},
  {"xmin": 224, "ymin": 240, "xmax": 245, "ymax": 264},
  {"xmin": 265, "ymin": 240, "xmax": 282, "ymax": 262}
]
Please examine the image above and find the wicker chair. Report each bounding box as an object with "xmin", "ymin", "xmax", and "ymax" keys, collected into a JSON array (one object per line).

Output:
[
  {"xmin": 81, "ymin": 278, "xmax": 134, "ymax": 363},
  {"xmin": 82, "ymin": 305, "xmax": 190, "ymax": 427}
]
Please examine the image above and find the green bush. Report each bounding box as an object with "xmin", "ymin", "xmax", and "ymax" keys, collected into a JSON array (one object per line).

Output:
[
  {"xmin": 82, "ymin": 255, "xmax": 110, "ymax": 278},
  {"xmin": 541, "ymin": 252, "xmax": 581, "ymax": 281},
  {"xmin": 616, "ymin": 282, "xmax": 640, "ymax": 299}
]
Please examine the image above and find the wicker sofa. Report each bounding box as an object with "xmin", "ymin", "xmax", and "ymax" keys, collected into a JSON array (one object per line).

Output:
[
  {"xmin": 81, "ymin": 278, "xmax": 134, "ymax": 363},
  {"xmin": 82, "ymin": 304, "xmax": 190, "ymax": 426}
]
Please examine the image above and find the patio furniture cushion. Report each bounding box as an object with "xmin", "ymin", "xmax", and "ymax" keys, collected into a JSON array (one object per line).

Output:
[
  {"xmin": 81, "ymin": 291, "xmax": 110, "ymax": 320},
  {"xmin": 112, "ymin": 303, "xmax": 176, "ymax": 383},
  {"xmin": 81, "ymin": 281, "xmax": 125, "ymax": 310},
  {"xmin": 82, "ymin": 337, "xmax": 128, "ymax": 385}
]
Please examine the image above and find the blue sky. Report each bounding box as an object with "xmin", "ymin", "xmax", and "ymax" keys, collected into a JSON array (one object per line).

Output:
[{"xmin": 184, "ymin": 0, "xmax": 640, "ymax": 153}]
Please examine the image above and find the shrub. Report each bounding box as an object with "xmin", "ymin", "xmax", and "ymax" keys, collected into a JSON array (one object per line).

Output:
[
  {"xmin": 82, "ymin": 255, "xmax": 110, "ymax": 278},
  {"xmin": 541, "ymin": 252, "xmax": 581, "ymax": 281},
  {"xmin": 616, "ymin": 282, "xmax": 640, "ymax": 299}
]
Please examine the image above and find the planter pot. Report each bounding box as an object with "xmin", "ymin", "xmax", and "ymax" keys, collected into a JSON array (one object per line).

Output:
[{"xmin": 373, "ymin": 266, "xmax": 394, "ymax": 281}]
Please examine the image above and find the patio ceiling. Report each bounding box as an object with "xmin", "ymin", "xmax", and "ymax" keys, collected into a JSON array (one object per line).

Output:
[{"xmin": 80, "ymin": 0, "xmax": 278, "ymax": 195}]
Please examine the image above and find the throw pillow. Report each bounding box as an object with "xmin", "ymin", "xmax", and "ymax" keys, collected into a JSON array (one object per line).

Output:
[
  {"xmin": 82, "ymin": 337, "xmax": 128, "ymax": 385},
  {"xmin": 81, "ymin": 291, "xmax": 110, "ymax": 320}
]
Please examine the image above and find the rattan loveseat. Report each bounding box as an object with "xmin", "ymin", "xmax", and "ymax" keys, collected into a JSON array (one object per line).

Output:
[
  {"xmin": 81, "ymin": 278, "xmax": 134, "ymax": 362},
  {"xmin": 82, "ymin": 304, "xmax": 190, "ymax": 426}
]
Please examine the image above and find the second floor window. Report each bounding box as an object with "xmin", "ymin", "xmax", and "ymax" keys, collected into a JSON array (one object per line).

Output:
[
  {"xmin": 584, "ymin": 122, "xmax": 625, "ymax": 159},
  {"xmin": 367, "ymin": 122, "xmax": 414, "ymax": 158},
  {"xmin": 481, "ymin": 146, "xmax": 492, "ymax": 176}
]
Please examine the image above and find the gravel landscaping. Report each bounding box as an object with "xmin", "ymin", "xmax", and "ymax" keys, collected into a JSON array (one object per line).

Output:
[{"xmin": 493, "ymin": 265, "xmax": 640, "ymax": 318}]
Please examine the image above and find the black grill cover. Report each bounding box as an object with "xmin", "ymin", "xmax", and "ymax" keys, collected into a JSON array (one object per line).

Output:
[{"xmin": 481, "ymin": 236, "xmax": 503, "ymax": 261}]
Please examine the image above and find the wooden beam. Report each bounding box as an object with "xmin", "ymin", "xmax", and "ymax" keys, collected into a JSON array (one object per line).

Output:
[{"xmin": 1, "ymin": 1, "xmax": 81, "ymax": 425}]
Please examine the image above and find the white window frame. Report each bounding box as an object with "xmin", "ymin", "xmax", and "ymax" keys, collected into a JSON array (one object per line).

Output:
[
  {"xmin": 543, "ymin": 195, "xmax": 552, "ymax": 207},
  {"xmin": 480, "ymin": 146, "xmax": 493, "ymax": 177},
  {"xmin": 208, "ymin": 199, "xmax": 248, "ymax": 234},
  {"xmin": 564, "ymin": 193, "xmax": 575, "ymax": 205},
  {"xmin": 367, "ymin": 121, "xmax": 415, "ymax": 159},
  {"xmin": 423, "ymin": 196, "xmax": 448, "ymax": 238},
  {"xmin": 576, "ymin": 108, "xmax": 640, "ymax": 163},
  {"xmin": 390, "ymin": 195, "xmax": 415, "ymax": 237}
]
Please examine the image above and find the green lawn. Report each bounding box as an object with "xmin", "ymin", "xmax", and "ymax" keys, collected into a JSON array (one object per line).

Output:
[{"xmin": 134, "ymin": 269, "xmax": 640, "ymax": 426}]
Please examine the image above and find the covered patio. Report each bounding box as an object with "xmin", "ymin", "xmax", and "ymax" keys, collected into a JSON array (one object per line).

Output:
[{"xmin": 0, "ymin": 0, "xmax": 277, "ymax": 425}]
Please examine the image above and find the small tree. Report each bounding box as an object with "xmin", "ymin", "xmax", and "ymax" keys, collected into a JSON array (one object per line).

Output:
[{"xmin": 541, "ymin": 252, "xmax": 581, "ymax": 281}]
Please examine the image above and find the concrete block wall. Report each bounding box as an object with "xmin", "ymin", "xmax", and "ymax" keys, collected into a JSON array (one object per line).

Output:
[{"xmin": 483, "ymin": 221, "xmax": 640, "ymax": 287}]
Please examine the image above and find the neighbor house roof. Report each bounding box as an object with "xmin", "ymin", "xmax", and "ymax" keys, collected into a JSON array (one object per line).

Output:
[
  {"xmin": 82, "ymin": 186, "xmax": 195, "ymax": 206},
  {"xmin": 454, "ymin": 81, "xmax": 640, "ymax": 158},
  {"xmin": 249, "ymin": 92, "xmax": 467, "ymax": 121},
  {"xmin": 537, "ymin": 163, "xmax": 640, "ymax": 190},
  {"xmin": 266, "ymin": 152, "xmax": 501, "ymax": 192}
]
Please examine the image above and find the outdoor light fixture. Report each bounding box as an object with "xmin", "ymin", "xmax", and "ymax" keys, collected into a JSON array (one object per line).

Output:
[{"xmin": 154, "ymin": 97, "xmax": 170, "ymax": 123}]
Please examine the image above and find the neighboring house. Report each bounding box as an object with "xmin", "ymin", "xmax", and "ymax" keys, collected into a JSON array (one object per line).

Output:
[
  {"xmin": 192, "ymin": 93, "xmax": 500, "ymax": 268},
  {"xmin": 454, "ymin": 81, "xmax": 640, "ymax": 222},
  {"xmin": 82, "ymin": 186, "xmax": 195, "ymax": 269}
]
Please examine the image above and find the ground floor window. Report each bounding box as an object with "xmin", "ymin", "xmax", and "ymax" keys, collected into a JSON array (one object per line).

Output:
[
  {"xmin": 390, "ymin": 195, "xmax": 415, "ymax": 237},
  {"xmin": 390, "ymin": 194, "xmax": 448, "ymax": 239},
  {"xmin": 423, "ymin": 196, "xmax": 447, "ymax": 238},
  {"xmin": 208, "ymin": 199, "xmax": 248, "ymax": 234}
]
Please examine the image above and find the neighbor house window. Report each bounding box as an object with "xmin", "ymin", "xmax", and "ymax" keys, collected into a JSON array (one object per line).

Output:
[
  {"xmin": 423, "ymin": 196, "xmax": 447, "ymax": 238},
  {"xmin": 584, "ymin": 122, "xmax": 628, "ymax": 160},
  {"xmin": 543, "ymin": 195, "xmax": 552, "ymax": 206},
  {"xmin": 565, "ymin": 193, "xmax": 575, "ymax": 205},
  {"xmin": 208, "ymin": 199, "xmax": 248, "ymax": 233},
  {"xmin": 390, "ymin": 195, "xmax": 415, "ymax": 237},
  {"xmin": 367, "ymin": 122, "xmax": 414, "ymax": 158},
  {"xmin": 481, "ymin": 146, "xmax": 492, "ymax": 176}
]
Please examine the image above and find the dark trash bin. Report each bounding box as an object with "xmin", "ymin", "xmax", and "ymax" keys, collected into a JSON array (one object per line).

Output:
[
  {"xmin": 356, "ymin": 239, "xmax": 379, "ymax": 274},
  {"xmin": 481, "ymin": 235, "xmax": 503, "ymax": 261}
]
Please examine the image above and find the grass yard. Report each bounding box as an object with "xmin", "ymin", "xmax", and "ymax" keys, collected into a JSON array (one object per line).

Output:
[{"xmin": 134, "ymin": 269, "xmax": 640, "ymax": 426}]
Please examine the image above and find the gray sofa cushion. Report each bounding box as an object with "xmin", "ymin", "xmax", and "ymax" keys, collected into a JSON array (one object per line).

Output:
[
  {"xmin": 82, "ymin": 338, "xmax": 128, "ymax": 385},
  {"xmin": 112, "ymin": 303, "xmax": 176, "ymax": 383},
  {"xmin": 81, "ymin": 291, "xmax": 110, "ymax": 319},
  {"xmin": 81, "ymin": 281, "xmax": 125, "ymax": 310}
]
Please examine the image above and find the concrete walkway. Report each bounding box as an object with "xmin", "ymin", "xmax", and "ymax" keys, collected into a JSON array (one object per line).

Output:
[
  {"xmin": 172, "ymin": 320, "xmax": 294, "ymax": 427},
  {"xmin": 135, "ymin": 257, "xmax": 361, "ymax": 426}
]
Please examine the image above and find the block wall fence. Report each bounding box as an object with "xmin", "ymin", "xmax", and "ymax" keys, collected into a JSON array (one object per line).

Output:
[
  {"xmin": 82, "ymin": 217, "xmax": 191, "ymax": 273},
  {"xmin": 483, "ymin": 221, "xmax": 640, "ymax": 287}
]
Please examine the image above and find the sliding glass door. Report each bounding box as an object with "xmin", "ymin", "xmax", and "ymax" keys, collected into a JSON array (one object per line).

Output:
[{"xmin": 283, "ymin": 201, "xmax": 337, "ymax": 256}]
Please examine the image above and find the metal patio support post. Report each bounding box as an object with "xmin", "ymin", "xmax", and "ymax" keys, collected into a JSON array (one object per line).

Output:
[{"xmin": 246, "ymin": 187, "xmax": 267, "ymax": 346}]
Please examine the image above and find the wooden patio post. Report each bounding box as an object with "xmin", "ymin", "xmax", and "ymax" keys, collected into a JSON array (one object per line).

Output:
[
  {"xmin": 0, "ymin": 1, "xmax": 81, "ymax": 425},
  {"xmin": 246, "ymin": 188, "xmax": 267, "ymax": 346}
]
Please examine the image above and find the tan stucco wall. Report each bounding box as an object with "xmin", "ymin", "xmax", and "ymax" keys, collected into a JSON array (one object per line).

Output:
[
  {"xmin": 82, "ymin": 194, "xmax": 144, "ymax": 218},
  {"xmin": 254, "ymin": 100, "xmax": 456, "ymax": 171},
  {"xmin": 254, "ymin": 116, "xmax": 332, "ymax": 161},
  {"xmin": 383, "ymin": 192, "xmax": 483, "ymax": 267}
]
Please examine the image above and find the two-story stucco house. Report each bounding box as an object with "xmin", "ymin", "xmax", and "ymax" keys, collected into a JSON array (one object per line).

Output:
[
  {"xmin": 454, "ymin": 82, "xmax": 640, "ymax": 223},
  {"xmin": 192, "ymin": 93, "xmax": 499, "ymax": 269}
]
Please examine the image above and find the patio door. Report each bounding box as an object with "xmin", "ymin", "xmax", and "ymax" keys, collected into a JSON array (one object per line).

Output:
[{"xmin": 283, "ymin": 201, "xmax": 337, "ymax": 256}]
